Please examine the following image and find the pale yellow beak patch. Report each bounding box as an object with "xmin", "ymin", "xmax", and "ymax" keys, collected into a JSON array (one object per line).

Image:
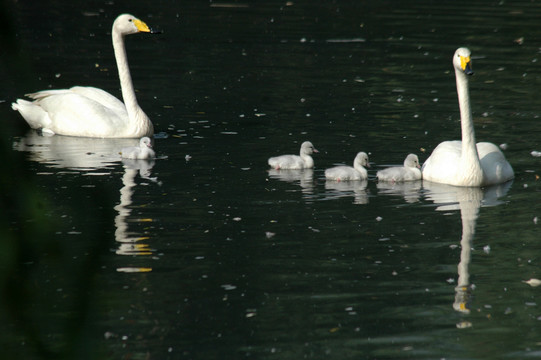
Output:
[
  {"xmin": 133, "ymin": 18, "xmax": 151, "ymax": 33},
  {"xmin": 460, "ymin": 56, "xmax": 472, "ymax": 71}
]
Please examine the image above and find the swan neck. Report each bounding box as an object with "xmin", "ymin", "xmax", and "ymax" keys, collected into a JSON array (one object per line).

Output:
[
  {"xmin": 113, "ymin": 31, "xmax": 140, "ymax": 117},
  {"xmin": 456, "ymin": 68, "xmax": 479, "ymax": 162},
  {"xmin": 301, "ymin": 154, "xmax": 314, "ymax": 168}
]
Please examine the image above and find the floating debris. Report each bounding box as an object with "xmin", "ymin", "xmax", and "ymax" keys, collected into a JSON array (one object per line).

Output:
[
  {"xmin": 531, "ymin": 151, "xmax": 541, "ymax": 157},
  {"xmin": 221, "ymin": 284, "xmax": 237, "ymax": 291},
  {"xmin": 456, "ymin": 321, "xmax": 473, "ymax": 329}
]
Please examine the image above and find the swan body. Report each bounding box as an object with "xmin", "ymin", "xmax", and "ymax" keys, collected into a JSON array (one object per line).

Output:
[
  {"xmin": 12, "ymin": 14, "xmax": 156, "ymax": 138},
  {"xmin": 377, "ymin": 153, "xmax": 422, "ymax": 182},
  {"xmin": 422, "ymin": 47, "xmax": 514, "ymax": 186},
  {"xmin": 120, "ymin": 137, "xmax": 155, "ymax": 159},
  {"xmin": 325, "ymin": 152, "xmax": 370, "ymax": 181},
  {"xmin": 268, "ymin": 141, "xmax": 318, "ymax": 169}
]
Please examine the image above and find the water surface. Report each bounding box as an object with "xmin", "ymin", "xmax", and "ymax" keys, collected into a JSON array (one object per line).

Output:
[{"xmin": 3, "ymin": 1, "xmax": 541, "ymax": 359}]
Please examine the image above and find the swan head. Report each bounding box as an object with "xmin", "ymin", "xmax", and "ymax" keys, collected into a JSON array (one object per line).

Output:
[
  {"xmin": 453, "ymin": 47, "xmax": 474, "ymax": 75},
  {"xmin": 354, "ymin": 152, "xmax": 370, "ymax": 168},
  {"xmin": 300, "ymin": 141, "xmax": 318, "ymax": 155},
  {"xmin": 114, "ymin": 14, "xmax": 153, "ymax": 36},
  {"xmin": 404, "ymin": 153, "xmax": 421, "ymax": 169},
  {"xmin": 140, "ymin": 136, "xmax": 153, "ymax": 148}
]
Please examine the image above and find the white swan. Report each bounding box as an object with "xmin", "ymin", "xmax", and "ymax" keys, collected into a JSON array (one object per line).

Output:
[
  {"xmin": 268, "ymin": 141, "xmax": 318, "ymax": 169},
  {"xmin": 11, "ymin": 14, "xmax": 157, "ymax": 138},
  {"xmin": 120, "ymin": 137, "xmax": 155, "ymax": 159},
  {"xmin": 325, "ymin": 152, "xmax": 370, "ymax": 181},
  {"xmin": 377, "ymin": 153, "xmax": 421, "ymax": 182},
  {"xmin": 421, "ymin": 47, "xmax": 514, "ymax": 186}
]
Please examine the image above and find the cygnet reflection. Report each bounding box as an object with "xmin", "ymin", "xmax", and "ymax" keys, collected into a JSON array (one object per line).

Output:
[
  {"xmin": 324, "ymin": 179, "xmax": 369, "ymax": 204},
  {"xmin": 267, "ymin": 168, "xmax": 315, "ymax": 196},
  {"xmin": 376, "ymin": 180, "xmax": 422, "ymax": 203}
]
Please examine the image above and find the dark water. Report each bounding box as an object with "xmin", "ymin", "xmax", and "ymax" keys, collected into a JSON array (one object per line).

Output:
[{"xmin": 4, "ymin": 1, "xmax": 541, "ymax": 359}]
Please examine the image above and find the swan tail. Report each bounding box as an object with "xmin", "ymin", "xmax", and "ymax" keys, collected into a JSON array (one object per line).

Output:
[
  {"xmin": 12, "ymin": 98, "xmax": 52, "ymax": 130},
  {"xmin": 25, "ymin": 89, "xmax": 72, "ymax": 100}
]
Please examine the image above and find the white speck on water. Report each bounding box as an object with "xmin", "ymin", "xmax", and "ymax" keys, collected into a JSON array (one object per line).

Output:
[
  {"xmin": 265, "ymin": 232, "xmax": 276, "ymax": 239},
  {"xmin": 534, "ymin": 217, "xmax": 539, "ymax": 224},
  {"xmin": 483, "ymin": 245, "xmax": 491, "ymax": 254},
  {"xmin": 221, "ymin": 284, "xmax": 237, "ymax": 291},
  {"xmin": 531, "ymin": 151, "xmax": 541, "ymax": 157},
  {"xmin": 376, "ymin": 216, "xmax": 383, "ymax": 222},
  {"xmin": 499, "ymin": 143, "xmax": 508, "ymax": 150},
  {"xmin": 233, "ymin": 217, "xmax": 241, "ymax": 221}
]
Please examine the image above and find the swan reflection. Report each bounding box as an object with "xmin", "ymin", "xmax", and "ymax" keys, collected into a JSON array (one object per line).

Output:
[
  {"xmin": 423, "ymin": 180, "xmax": 512, "ymax": 315},
  {"xmin": 324, "ymin": 179, "xmax": 369, "ymax": 204},
  {"xmin": 376, "ymin": 180, "xmax": 422, "ymax": 203},
  {"xmin": 14, "ymin": 131, "xmax": 157, "ymax": 272},
  {"xmin": 267, "ymin": 168, "xmax": 315, "ymax": 196},
  {"xmin": 114, "ymin": 160, "xmax": 157, "ymax": 271},
  {"xmin": 13, "ymin": 131, "xmax": 140, "ymax": 170}
]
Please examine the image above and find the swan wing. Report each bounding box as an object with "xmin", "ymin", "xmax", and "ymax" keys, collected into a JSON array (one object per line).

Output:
[
  {"xmin": 422, "ymin": 141, "xmax": 462, "ymax": 183},
  {"xmin": 325, "ymin": 166, "xmax": 362, "ymax": 181},
  {"xmin": 268, "ymin": 155, "xmax": 304, "ymax": 169},
  {"xmin": 477, "ymin": 142, "xmax": 514, "ymax": 185},
  {"xmin": 29, "ymin": 92, "xmax": 128, "ymax": 137},
  {"xmin": 69, "ymin": 86, "xmax": 127, "ymax": 115},
  {"xmin": 377, "ymin": 166, "xmax": 421, "ymax": 182}
]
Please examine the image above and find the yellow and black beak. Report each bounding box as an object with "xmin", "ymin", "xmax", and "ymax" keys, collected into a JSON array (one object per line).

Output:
[
  {"xmin": 133, "ymin": 18, "xmax": 162, "ymax": 34},
  {"xmin": 460, "ymin": 55, "xmax": 474, "ymax": 75}
]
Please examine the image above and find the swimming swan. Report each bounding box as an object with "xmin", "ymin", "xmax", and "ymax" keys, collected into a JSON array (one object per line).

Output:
[
  {"xmin": 268, "ymin": 141, "xmax": 318, "ymax": 169},
  {"xmin": 325, "ymin": 152, "xmax": 370, "ymax": 181},
  {"xmin": 120, "ymin": 137, "xmax": 155, "ymax": 159},
  {"xmin": 421, "ymin": 47, "xmax": 514, "ymax": 186},
  {"xmin": 11, "ymin": 14, "xmax": 158, "ymax": 138},
  {"xmin": 377, "ymin": 153, "xmax": 421, "ymax": 182}
]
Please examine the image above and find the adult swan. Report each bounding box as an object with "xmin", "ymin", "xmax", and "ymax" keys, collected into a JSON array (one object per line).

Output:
[
  {"xmin": 12, "ymin": 14, "xmax": 158, "ymax": 138},
  {"xmin": 422, "ymin": 47, "xmax": 514, "ymax": 187}
]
